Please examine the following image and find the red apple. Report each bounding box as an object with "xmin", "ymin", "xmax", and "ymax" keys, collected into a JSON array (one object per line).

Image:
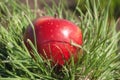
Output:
[{"xmin": 24, "ymin": 16, "xmax": 83, "ymax": 66}]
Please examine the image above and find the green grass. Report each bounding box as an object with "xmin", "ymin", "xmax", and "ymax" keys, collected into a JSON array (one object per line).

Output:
[{"xmin": 0, "ymin": 0, "xmax": 120, "ymax": 80}]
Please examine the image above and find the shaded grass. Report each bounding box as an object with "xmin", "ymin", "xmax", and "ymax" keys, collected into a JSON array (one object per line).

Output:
[{"xmin": 0, "ymin": 0, "xmax": 120, "ymax": 80}]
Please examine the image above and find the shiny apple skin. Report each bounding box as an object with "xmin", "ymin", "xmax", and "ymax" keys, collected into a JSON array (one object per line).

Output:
[{"xmin": 24, "ymin": 17, "xmax": 83, "ymax": 65}]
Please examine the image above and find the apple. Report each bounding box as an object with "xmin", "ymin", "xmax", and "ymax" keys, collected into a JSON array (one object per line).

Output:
[{"xmin": 24, "ymin": 16, "xmax": 83, "ymax": 66}]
